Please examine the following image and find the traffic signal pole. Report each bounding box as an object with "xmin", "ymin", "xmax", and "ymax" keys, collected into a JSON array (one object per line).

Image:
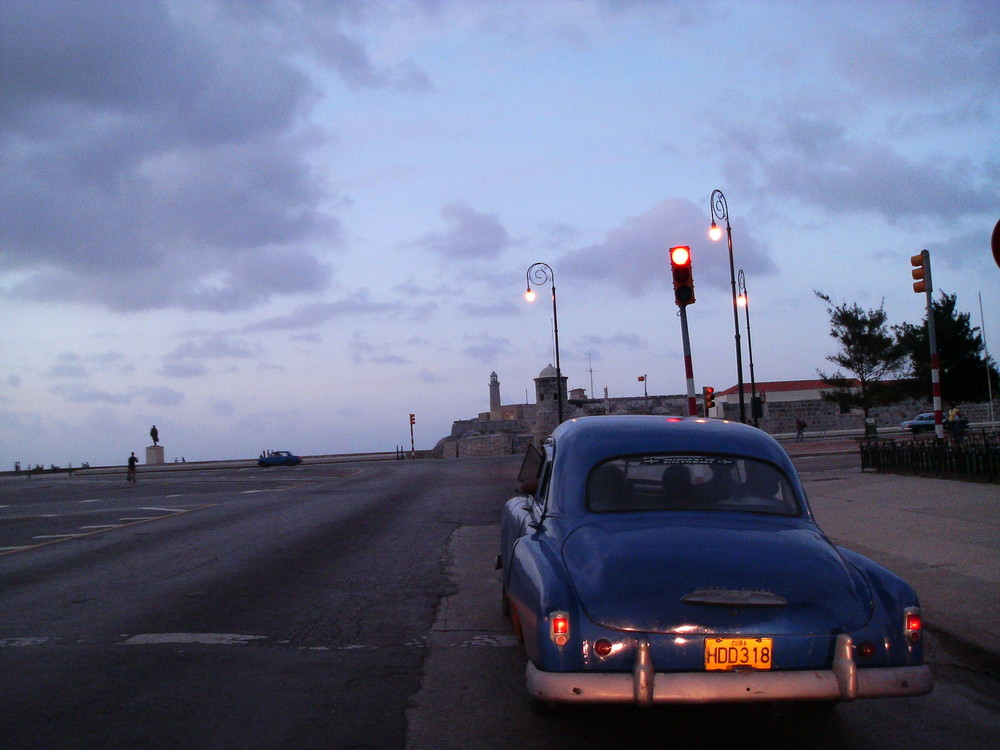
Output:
[
  {"xmin": 911, "ymin": 250, "xmax": 943, "ymax": 440},
  {"xmin": 679, "ymin": 305, "xmax": 697, "ymax": 416},
  {"xmin": 409, "ymin": 413, "xmax": 416, "ymax": 459},
  {"xmin": 669, "ymin": 246, "xmax": 698, "ymax": 416}
]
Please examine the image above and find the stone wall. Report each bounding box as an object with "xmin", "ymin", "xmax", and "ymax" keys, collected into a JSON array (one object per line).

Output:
[
  {"xmin": 726, "ymin": 398, "xmax": 996, "ymax": 434},
  {"xmin": 571, "ymin": 395, "xmax": 691, "ymax": 417},
  {"xmin": 458, "ymin": 433, "xmax": 534, "ymax": 457},
  {"xmin": 450, "ymin": 418, "xmax": 528, "ymax": 438}
]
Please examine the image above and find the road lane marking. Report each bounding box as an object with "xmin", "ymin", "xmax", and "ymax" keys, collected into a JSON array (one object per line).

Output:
[
  {"xmin": 0, "ymin": 633, "xmax": 517, "ymax": 651},
  {"xmin": 0, "ymin": 504, "xmax": 216, "ymax": 557},
  {"xmin": 80, "ymin": 525, "xmax": 122, "ymax": 530},
  {"xmin": 32, "ymin": 534, "xmax": 84, "ymax": 540},
  {"xmin": 124, "ymin": 633, "xmax": 267, "ymax": 645},
  {"xmin": 0, "ymin": 638, "xmax": 49, "ymax": 648}
]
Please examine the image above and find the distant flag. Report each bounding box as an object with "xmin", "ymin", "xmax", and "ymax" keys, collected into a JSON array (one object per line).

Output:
[{"xmin": 637, "ymin": 375, "xmax": 646, "ymax": 381}]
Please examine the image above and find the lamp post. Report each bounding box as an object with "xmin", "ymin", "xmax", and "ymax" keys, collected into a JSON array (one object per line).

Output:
[
  {"xmin": 736, "ymin": 269, "xmax": 758, "ymax": 427},
  {"xmin": 525, "ymin": 262, "xmax": 563, "ymax": 424},
  {"xmin": 709, "ymin": 189, "xmax": 746, "ymax": 423}
]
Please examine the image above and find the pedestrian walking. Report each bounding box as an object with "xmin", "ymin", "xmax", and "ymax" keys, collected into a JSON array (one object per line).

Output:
[
  {"xmin": 795, "ymin": 419, "xmax": 807, "ymax": 442},
  {"xmin": 127, "ymin": 451, "xmax": 138, "ymax": 483}
]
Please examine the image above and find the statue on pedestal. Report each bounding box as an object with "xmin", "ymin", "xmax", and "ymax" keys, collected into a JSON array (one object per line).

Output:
[{"xmin": 150, "ymin": 425, "xmax": 159, "ymax": 446}]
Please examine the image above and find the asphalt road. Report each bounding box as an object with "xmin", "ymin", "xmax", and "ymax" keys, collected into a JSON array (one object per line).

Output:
[{"xmin": 1, "ymin": 454, "xmax": 997, "ymax": 749}]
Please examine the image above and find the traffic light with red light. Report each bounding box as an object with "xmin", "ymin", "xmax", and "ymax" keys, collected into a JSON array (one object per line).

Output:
[
  {"xmin": 670, "ymin": 245, "xmax": 695, "ymax": 306},
  {"xmin": 702, "ymin": 386, "xmax": 715, "ymax": 412},
  {"xmin": 409, "ymin": 413, "xmax": 415, "ymax": 426},
  {"xmin": 910, "ymin": 250, "xmax": 932, "ymax": 294}
]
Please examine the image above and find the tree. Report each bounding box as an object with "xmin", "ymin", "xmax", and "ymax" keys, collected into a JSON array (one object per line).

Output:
[
  {"xmin": 814, "ymin": 291, "xmax": 907, "ymax": 417},
  {"xmin": 894, "ymin": 292, "xmax": 999, "ymax": 404}
]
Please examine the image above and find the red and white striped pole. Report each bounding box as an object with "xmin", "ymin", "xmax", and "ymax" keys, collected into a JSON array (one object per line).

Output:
[{"xmin": 679, "ymin": 305, "xmax": 697, "ymax": 416}]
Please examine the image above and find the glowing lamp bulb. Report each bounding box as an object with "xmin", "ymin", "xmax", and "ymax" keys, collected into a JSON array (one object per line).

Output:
[
  {"xmin": 709, "ymin": 222, "xmax": 723, "ymax": 241},
  {"xmin": 524, "ymin": 287, "xmax": 536, "ymax": 302}
]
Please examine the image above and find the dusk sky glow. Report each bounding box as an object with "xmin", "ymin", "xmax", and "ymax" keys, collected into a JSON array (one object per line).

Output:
[{"xmin": 1, "ymin": 1, "xmax": 997, "ymax": 468}]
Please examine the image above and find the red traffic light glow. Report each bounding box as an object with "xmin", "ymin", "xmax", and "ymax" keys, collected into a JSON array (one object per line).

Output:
[{"xmin": 669, "ymin": 245, "xmax": 695, "ymax": 306}]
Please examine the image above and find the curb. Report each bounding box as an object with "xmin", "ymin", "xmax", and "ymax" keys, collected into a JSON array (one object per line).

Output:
[{"xmin": 927, "ymin": 625, "xmax": 1000, "ymax": 680}]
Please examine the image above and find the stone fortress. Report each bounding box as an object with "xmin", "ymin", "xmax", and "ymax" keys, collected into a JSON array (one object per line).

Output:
[
  {"xmin": 440, "ymin": 366, "xmax": 690, "ymax": 457},
  {"xmin": 437, "ymin": 366, "xmax": 975, "ymax": 458}
]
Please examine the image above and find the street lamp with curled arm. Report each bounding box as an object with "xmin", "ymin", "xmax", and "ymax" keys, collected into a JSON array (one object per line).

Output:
[
  {"xmin": 737, "ymin": 269, "xmax": 758, "ymax": 427},
  {"xmin": 525, "ymin": 262, "xmax": 563, "ymax": 424},
  {"xmin": 710, "ymin": 189, "xmax": 746, "ymax": 423}
]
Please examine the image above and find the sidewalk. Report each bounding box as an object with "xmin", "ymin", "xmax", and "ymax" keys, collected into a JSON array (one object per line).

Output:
[
  {"xmin": 800, "ymin": 462, "xmax": 1000, "ymax": 675},
  {"xmin": 781, "ymin": 435, "xmax": 860, "ymax": 456}
]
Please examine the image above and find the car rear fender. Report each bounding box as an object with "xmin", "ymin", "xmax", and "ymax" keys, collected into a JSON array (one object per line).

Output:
[
  {"xmin": 837, "ymin": 546, "xmax": 925, "ymax": 664},
  {"xmin": 507, "ymin": 530, "xmax": 579, "ymax": 669}
]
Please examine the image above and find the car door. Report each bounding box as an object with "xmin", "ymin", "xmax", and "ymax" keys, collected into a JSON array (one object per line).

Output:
[{"xmin": 500, "ymin": 443, "xmax": 553, "ymax": 589}]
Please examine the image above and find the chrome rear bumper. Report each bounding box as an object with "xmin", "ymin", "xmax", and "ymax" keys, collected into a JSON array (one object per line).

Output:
[{"xmin": 526, "ymin": 634, "xmax": 933, "ymax": 705}]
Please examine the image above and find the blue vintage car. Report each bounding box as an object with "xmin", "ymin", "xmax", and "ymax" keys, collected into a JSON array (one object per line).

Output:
[
  {"xmin": 499, "ymin": 416, "xmax": 932, "ymax": 706},
  {"xmin": 257, "ymin": 451, "xmax": 302, "ymax": 467}
]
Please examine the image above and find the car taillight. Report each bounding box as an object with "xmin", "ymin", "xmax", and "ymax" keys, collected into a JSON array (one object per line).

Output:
[
  {"xmin": 904, "ymin": 606, "xmax": 922, "ymax": 641},
  {"xmin": 857, "ymin": 642, "xmax": 876, "ymax": 659},
  {"xmin": 550, "ymin": 611, "xmax": 570, "ymax": 646},
  {"xmin": 593, "ymin": 639, "xmax": 613, "ymax": 657}
]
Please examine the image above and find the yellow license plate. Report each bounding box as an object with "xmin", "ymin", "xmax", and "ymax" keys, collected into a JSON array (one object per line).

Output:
[{"xmin": 704, "ymin": 637, "xmax": 773, "ymax": 671}]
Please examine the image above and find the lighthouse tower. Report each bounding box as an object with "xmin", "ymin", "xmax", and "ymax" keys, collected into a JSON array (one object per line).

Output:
[{"xmin": 489, "ymin": 371, "xmax": 501, "ymax": 418}]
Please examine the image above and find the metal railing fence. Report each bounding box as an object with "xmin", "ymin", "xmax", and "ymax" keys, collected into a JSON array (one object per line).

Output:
[{"xmin": 860, "ymin": 432, "xmax": 1000, "ymax": 483}]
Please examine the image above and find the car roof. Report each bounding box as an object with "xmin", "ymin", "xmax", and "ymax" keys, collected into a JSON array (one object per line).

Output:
[{"xmin": 545, "ymin": 415, "xmax": 807, "ymax": 517}]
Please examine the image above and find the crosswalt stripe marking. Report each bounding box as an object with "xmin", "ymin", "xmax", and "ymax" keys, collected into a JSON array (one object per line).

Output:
[{"xmin": 0, "ymin": 504, "xmax": 216, "ymax": 557}]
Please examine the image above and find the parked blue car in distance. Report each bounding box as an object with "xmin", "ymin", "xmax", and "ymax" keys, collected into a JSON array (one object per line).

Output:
[
  {"xmin": 257, "ymin": 451, "xmax": 302, "ymax": 467},
  {"xmin": 899, "ymin": 412, "xmax": 968, "ymax": 433},
  {"xmin": 499, "ymin": 415, "xmax": 932, "ymax": 706}
]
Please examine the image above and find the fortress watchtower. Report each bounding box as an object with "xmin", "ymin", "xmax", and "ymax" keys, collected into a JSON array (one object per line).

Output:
[{"xmin": 533, "ymin": 363, "xmax": 568, "ymax": 443}]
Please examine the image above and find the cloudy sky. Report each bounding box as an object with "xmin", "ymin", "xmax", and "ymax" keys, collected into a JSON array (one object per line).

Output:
[{"xmin": 2, "ymin": 0, "xmax": 998, "ymax": 468}]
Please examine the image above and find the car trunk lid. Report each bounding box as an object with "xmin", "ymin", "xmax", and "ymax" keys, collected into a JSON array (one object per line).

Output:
[{"xmin": 562, "ymin": 516, "xmax": 872, "ymax": 635}]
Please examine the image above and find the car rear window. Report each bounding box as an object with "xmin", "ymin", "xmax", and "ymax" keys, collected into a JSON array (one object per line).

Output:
[{"xmin": 587, "ymin": 455, "xmax": 799, "ymax": 516}]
